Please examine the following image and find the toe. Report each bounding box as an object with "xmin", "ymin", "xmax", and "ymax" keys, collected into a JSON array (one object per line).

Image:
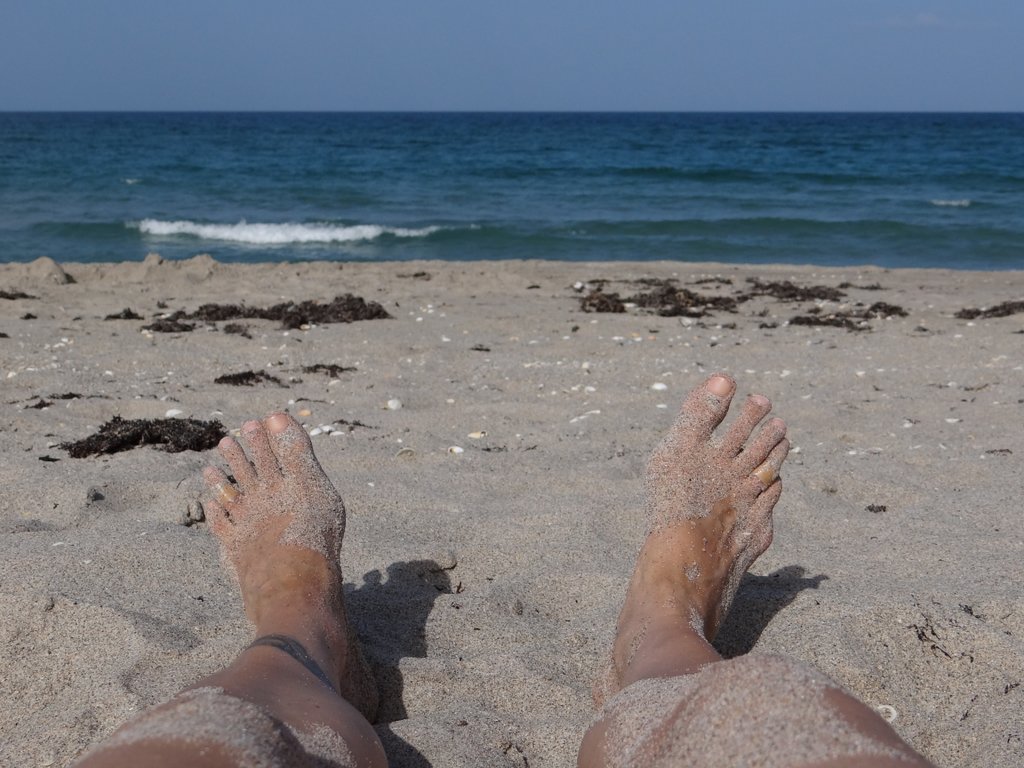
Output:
[
  {"xmin": 672, "ymin": 374, "xmax": 736, "ymax": 439},
  {"xmin": 242, "ymin": 419, "xmax": 281, "ymax": 478},
  {"xmin": 748, "ymin": 438, "xmax": 790, "ymax": 491},
  {"xmin": 719, "ymin": 394, "xmax": 772, "ymax": 456},
  {"xmin": 204, "ymin": 499, "xmax": 232, "ymax": 538},
  {"xmin": 264, "ymin": 412, "xmax": 317, "ymax": 475},
  {"xmin": 203, "ymin": 466, "xmax": 242, "ymax": 508},
  {"xmin": 748, "ymin": 479, "xmax": 782, "ymax": 551},
  {"xmin": 735, "ymin": 418, "xmax": 788, "ymax": 475},
  {"xmin": 217, "ymin": 436, "xmax": 257, "ymax": 490}
]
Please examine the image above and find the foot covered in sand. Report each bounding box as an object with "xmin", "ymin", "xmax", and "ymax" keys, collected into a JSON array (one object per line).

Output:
[
  {"xmin": 608, "ymin": 374, "xmax": 789, "ymax": 696},
  {"xmin": 203, "ymin": 412, "xmax": 377, "ymax": 719}
]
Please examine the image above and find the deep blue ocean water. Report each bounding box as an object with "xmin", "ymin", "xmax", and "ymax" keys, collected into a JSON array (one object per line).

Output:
[{"xmin": 1, "ymin": 112, "xmax": 1022, "ymax": 269}]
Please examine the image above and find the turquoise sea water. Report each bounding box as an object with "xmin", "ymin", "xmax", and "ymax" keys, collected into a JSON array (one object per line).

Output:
[{"xmin": 1, "ymin": 112, "xmax": 1022, "ymax": 268}]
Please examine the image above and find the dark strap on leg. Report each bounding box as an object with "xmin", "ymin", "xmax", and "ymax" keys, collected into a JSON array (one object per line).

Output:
[{"xmin": 247, "ymin": 634, "xmax": 338, "ymax": 695}]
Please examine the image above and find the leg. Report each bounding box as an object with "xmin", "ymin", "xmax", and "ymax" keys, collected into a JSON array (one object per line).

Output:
[
  {"xmin": 579, "ymin": 375, "xmax": 933, "ymax": 768},
  {"xmin": 77, "ymin": 413, "xmax": 386, "ymax": 768}
]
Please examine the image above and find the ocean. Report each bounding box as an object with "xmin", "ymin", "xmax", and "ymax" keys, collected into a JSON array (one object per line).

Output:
[{"xmin": 1, "ymin": 112, "xmax": 1022, "ymax": 269}]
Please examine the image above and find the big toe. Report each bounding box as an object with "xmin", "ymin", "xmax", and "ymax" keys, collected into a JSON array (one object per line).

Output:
[
  {"xmin": 265, "ymin": 412, "xmax": 318, "ymax": 475},
  {"xmin": 671, "ymin": 374, "xmax": 736, "ymax": 439}
]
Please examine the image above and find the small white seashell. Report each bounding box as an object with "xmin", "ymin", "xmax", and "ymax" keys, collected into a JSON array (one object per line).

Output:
[
  {"xmin": 874, "ymin": 705, "xmax": 898, "ymax": 723},
  {"xmin": 386, "ymin": 398, "xmax": 403, "ymax": 410},
  {"xmin": 945, "ymin": 418, "xmax": 961, "ymax": 424},
  {"xmin": 448, "ymin": 446, "xmax": 464, "ymax": 454},
  {"xmin": 467, "ymin": 431, "xmax": 487, "ymax": 439},
  {"xmin": 651, "ymin": 382, "xmax": 668, "ymax": 391},
  {"xmin": 309, "ymin": 427, "xmax": 324, "ymax": 437},
  {"xmin": 164, "ymin": 408, "xmax": 183, "ymax": 418}
]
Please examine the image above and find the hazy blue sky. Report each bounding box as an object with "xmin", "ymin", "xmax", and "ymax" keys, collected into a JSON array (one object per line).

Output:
[{"xmin": 2, "ymin": 1, "xmax": 1021, "ymax": 111}]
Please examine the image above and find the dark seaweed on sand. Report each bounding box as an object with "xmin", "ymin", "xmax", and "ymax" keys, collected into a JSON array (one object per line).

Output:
[
  {"xmin": 142, "ymin": 318, "xmax": 195, "ymax": 333},
  {"xmin": 790, "ymin": 314, "xmax": 870, "ymax": 332},
  {"xmin": 580, "ymin": 291, "xmax": 626, "ymax": 313},
  {"xmin": 955, "ymin": 300, "xmax": 1024, "ymax": 320},
  {"xmin": 789, "ymin": 302, "xmax": 907, "ymax": 332},
  {"xmin": 628, "ymin": 280, "xmax": 739, "ymax": 317},
  {"xmin": 302, "ymin": 364, "xmax": 356, "ymax": 376},
  {"xmin": 214, "ymin": 370, "xmax": 285, "ymax": 387},
  {"xmin": 0, "ymin": 332, "xmax": 8, "ymax": 338},
  {"xmin": 0, "ymin": 290, "xmax": 37, "ymax": 300},
  {"xmin": 104, "ymin": 308, "xmax": 143, "ymax": 320},
  {"xmin": 175, "ymin": 294, "xmax": 391, "ymax": 330},
  {"xmin": 744, "ymin": 278, "xmax": 846, "ymax": 303},
  {"xmin": 61, "ymin": 416, "xmax": 226, "ymax": 458},
  {"xmin": 28, "ymin": 399, "xmax": 52, "ymax": 409},
  {"xmin": 222, "ymin": 323, "xmax": 251, "ymax": 338}
]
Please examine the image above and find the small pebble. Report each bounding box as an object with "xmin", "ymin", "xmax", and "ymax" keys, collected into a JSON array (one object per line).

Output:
[
  {"xmin": 297, "ymin": 408, "xmax": 312, "ymax": 417},
  {"xmin": 651, "ymin": 382, "xmax": 668, "ymax": 391},
  {"xmin": 386, "ymin": 398, "xmax": 403, "ymax": 410},
  {"xmin": 164, "ymin": 408, "xmax": 183, "ymax": 418},
  {"xmin": 448, "ymin": 446, "xmax": 464, "ymax": 454}
]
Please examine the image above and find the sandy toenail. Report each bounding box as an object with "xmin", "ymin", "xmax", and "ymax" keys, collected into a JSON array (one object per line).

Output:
[
  {"xmin": 266, "ymin": 413, "xmax": 290, "ymax": 433},
  {"xmin": 707, "ymin": 375, "xmax": 732, "ymax": 397},
  {"xmin": 216, "ymin": 482, "xmax": 240, "ymax": 503},
  {"xmin": 242, "ymin": 420, "xmax": 261, "ymax": 433},
  {"xmin": 753, "ymin": 463, "xmax": 777, "ymax": 487}
]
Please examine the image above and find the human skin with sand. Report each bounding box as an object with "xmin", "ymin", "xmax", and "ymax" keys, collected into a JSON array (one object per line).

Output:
[{"xmin": 76, "ymin": 375, "xmax": 933, "ymax": 767}]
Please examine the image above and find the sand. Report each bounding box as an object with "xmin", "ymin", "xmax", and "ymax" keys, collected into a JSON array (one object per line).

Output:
[{"xmin": 1, "ymin": 254, "xmax": 1022, "ymax": 767}]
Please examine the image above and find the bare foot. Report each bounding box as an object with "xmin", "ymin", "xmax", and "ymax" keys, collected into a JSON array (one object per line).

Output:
[
  {"xmin": 203, "ymin": 412, "xmax": 378, "ymax": 720},
  {"xmin": 605, "ymin": 374, "xmax": 789, "ymax": 699}
]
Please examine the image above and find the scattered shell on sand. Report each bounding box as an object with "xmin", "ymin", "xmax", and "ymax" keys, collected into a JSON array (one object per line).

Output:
[
  {"xmin": 395, "ymin": 447, "xmax": 416, "ymax": 459},
  {"xmin": 164, "ymin": 408, "xmax": 183, "ymax": 418},
  {"xmin": 467, "ymin": 431, "xmax": 487, "ymax": 439},
  {"xmin": 651, "ymin": 382, "xmax": 668, "ymax": 391},
  {"xmin": 297, "ymin": 408, "xmax": 312, "ymax": 417},
  {"xmin": 448, "ymin": 446, "xmax": 464, "ymax": 454},
  {"xmin": 569, "ymin": 409, "xmax": 601, "ymax": 424},
  {"xmin": 386, "ymin": 398, "xmax": 403, "ymax": 410},
  {"xmin": 874, "ymin": 704, "xmax": 898, "ymax": 723}
]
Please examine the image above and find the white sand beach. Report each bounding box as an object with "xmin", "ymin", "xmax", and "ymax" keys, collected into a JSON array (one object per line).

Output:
[{"xmin": 1, "ymin": 255, "xmax": 1022, "ymax": 767}]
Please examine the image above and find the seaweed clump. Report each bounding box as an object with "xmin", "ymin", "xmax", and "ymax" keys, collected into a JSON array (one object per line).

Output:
[
  {"xmin": 744, "ymin": 278, "xmax": 846, "ymax": 303},
  {"xmin": 580, "ymin": 291, "xmax": 626, "ymax": 313},
  {"xmin": 176, "ymin": 294, "xmax": 391, "ymax": 330},
  {"xmin": 61, "ymin": 416, "xmax": 226, "ymax": 458},
  {"xmin": 302, "ymin": 364, "xmax": 356, "ymax": 377},
  {"xmin": 628, "ymin": 280, "xmax": 738, "ymax": 318},
  {"xmin": 105, "ymin": 308, "xmax": 143, "ymax": 320},
  {"xmin": 789, "ymin": 302, "xmax": 908, "ymax": 332},
  {"xmin": 214, "ymin": 370, "xmax": 285, "ymax": 387},
  {"xmin": 955, "ymin": 300, "xmax": 1024, "ymax": 320},
  {"xmin": 142, "ymin": 318, "xmax": 195, "ymax": 333},
  {"xmin": 1, "ymin": 290, "xmax": 37, "ymax": 300}
]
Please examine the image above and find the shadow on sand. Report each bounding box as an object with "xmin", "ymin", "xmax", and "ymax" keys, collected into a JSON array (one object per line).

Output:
[
  {"xmin": 714, "ymin": 565, "xmax": 828, "ymax": 658},
  {"xmin": 345, "ymin": 559, "xmax": 454, "ymax": 768}
]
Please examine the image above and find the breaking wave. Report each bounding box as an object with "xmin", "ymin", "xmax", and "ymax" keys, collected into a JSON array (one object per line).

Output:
[
  {"xmin": 133, "ymin": 219, "xmax": 440, "ymax": 244},
  {"xmin": 930, "ymin": 199, "xmax": 971, "ymax": 207}
]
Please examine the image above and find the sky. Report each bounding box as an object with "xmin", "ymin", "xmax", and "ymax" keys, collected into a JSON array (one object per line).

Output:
[{"xmin": 1, "ymin": 1, "xmax": 1022, "ymax": 111}]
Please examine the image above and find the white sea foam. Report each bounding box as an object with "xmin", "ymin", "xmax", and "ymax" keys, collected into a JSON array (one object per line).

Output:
[
  {"xmin": 123, "ymin": 178, "xmax": 140, "ymax": 185},
  {"xmin": 133, "ymin": 219, "xmax": 440, "ymax": 244},
  {"xmin": 930, "ymin": 199, "xmax": 971, "ymax": 207}
]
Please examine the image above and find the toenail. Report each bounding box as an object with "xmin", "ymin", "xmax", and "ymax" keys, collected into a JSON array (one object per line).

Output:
[
  {"xmin": 266, "ymin": 413, "xmax": 291, "ymax": 433},
  {"xmin": 707, "ymin": 375, "xmax": 732, "ymax": 397},
  {"xmin": 241, "ymin": 420, "xmax": 260, "ymax": 433},
  {"xmin": 749, "ymin": 394, "xmax": 771, "ymax": 409}
]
